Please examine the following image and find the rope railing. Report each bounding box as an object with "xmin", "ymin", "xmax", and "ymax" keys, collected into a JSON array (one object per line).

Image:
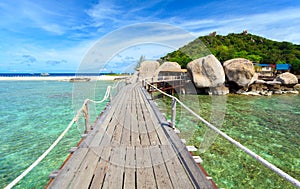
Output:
[
  {"xmin": 4, "ymin": 84, "xmax": 115, "ymax": 189},
  {"xmin": 144, "ymin": 80, "xmax": 300, "ymax": 188}
]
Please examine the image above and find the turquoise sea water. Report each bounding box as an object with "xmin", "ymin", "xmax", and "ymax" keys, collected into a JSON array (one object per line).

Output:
[
  {"xmin": 0, "ymin": 81, "xmax": 112, "ymax": 188},
  {"xmin": 156, "ymin": 94, "xmax": 300, "ymax": 188},
  {"xmin": 0, "ymin": 81, "xmax": 299, "ymax": 188}
]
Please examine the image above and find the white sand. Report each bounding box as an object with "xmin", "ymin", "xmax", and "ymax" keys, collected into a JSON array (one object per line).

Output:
[{"xmin": 0, "ymin": 75, "xmax": 128, "ymax": 81}]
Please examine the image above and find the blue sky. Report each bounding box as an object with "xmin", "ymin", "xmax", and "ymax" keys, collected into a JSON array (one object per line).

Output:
[{"xmin": 0, "ymin": 0, "xmax": 300, "ymax": 73}]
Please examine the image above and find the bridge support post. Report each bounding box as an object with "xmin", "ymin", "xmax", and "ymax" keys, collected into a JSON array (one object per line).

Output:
[
  {"xmin": 83, "ymin": 102, "xmax": 91, "ymax": 133},
  {"xmin": 109, "ymin": 92, "xmax": 112, "ymax": 102},
  {"xmin": 171, "ymin": 98, "xmax": 176, "ymax": 129}
]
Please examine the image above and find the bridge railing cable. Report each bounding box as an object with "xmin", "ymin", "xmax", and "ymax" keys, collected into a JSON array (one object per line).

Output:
[
  {"xmin": 144, "ymin": 80, "xmax": 300, "ymax": 188},
  {"xmin": 4, "ymin": 83, "xmax": 117, "ymax": 189}
]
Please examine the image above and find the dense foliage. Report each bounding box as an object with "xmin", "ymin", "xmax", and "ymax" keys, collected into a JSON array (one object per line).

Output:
[{"xmin": 161, "ymin": 32, "xmax": 300, "ymax": 74}]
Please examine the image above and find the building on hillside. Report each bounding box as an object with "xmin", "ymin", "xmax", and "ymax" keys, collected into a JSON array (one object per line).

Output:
[
  {"xmin": 254, "ymin": 64, "xmax": 275, "ymax": 78},
  {"xmin": 276, "ymin": 64, "xmax": 291, "ymax": 74},
  {"xmin": 255, "ymin": 63, "xmax": 292, "ymax": 79},
  {"xmin": 157, "ymin": 69, "xmax": 187, "ymax": 80}
]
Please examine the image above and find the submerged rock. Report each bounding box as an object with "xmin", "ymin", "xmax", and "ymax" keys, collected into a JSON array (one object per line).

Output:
[
  {"xmin": 286, "ymin": 90, "xmax": 299, "ymax": 94},
  {"xmin": 223, "ymin": 58, "xmax": 255, "ymax": 87},
  {"xmin": 207, "ymin": 85, "xmax": 229, "ymax": 95},
  {"xmin": 187, "ymin": 55, "xmax": 225, "ymax": 88},
  {"xmin": 241, "ymin": 91, "xmax": 261, "ymax": 96}
]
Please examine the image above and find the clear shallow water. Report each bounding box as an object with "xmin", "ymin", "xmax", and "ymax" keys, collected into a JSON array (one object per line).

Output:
[
  {"xmin": 0, "ymin": 81, "xmax": 112, "ymax": 188},
  {"xmin": 1, "ymin": 81, "xmax": 299, "ymax": 189},
  {"xmin": 156, "ymin": 94, "xmax": 300, "ymax": 189}
]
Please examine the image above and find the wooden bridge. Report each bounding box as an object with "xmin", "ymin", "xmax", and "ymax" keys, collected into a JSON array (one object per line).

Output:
[{"xmin": 46, "ymin": 82, "xmax": 216, "ymax": 189}]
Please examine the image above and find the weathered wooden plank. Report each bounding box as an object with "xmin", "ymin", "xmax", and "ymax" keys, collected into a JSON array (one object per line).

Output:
[
  {"xmin": 49, "ymin": 83, "xmax": 214, "ymax": 189},
  {"xmin": 121, "ymin": 94, "xmax": 132, "ymax": 146},
  {"xmin": 101, "ymin": 146, "xmax": 126, "ymax": 189},
  {"xmin": 142, "ymin": 86, "xmax": 214, "ymax": 188},
  {"xmin": 135, "ymin": 88, "xmax": 150, "ymax": 146},
  {"xmin": 138, "ymin": 87, "xmax": 169, "ymax": 145},
  {"xmin": 161, "ymin": 144, "xmax": 194, "ymax": 189},
  {"xmin": 124, "ymin": 146, "xmax": 136, "ymax": 189},
  {"xmin": 136, "ymin": 147, "xmax": 157, "ymax": 189},
  {"xmin": 48, "ymin": 147, "xmax": 89, "ymax": 189},
  {"xmin": 131, "ymin": 91, "xmax": 141, "ymax": 146},
  {"xmin": 89, "ymin": 146, "xmax": 112, "ymax": 189},
  {"xmin": 149, "ymin": 145, "xmax": 173, "ymax": 189},
  {"xmin": 165, "ymin": 126, "xmax": 212, "ymax": 188},
  {"xmin": 49, "ymin": 93, "xmax": 119, "ymax": 188},
  {"xmin": 82, "ymin": 85, "xmax": 127, "ymax": 148},
  {"xmin": 68, "ymin": 147, "xmax": 102, "ymax": 189},
  {"xmin": 49, "ymin": 85, "xmax": 129, "ymax": 188},
  {"xmin": 137, "ymin": 90, "xmax": 161, "ymax": 146}
]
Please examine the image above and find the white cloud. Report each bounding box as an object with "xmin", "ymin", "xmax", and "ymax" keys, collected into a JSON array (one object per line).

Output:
[
  {"xmin": 41, "ymin": 24, "xmax": 65, "ymax": 35},
  {"xmin": 76, "ymin": 23, "xmax": 197, "ymax": 72},
  {"xmin": 86, "ymin": 1, "xmax": 122, "ymax": 27},
  {"xmin": 0, "ymin": 39, "xmax": 95, "ymax": 72},
  {"xmin": 1, "ymin": 1, "xmax": 300, "ymax": 73},
  {"xmin": 175, "ymin": 7, "xmax": 300, "ymax": 44}
]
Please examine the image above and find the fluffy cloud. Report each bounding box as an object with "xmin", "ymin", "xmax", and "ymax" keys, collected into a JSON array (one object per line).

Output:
[
  {"xmin": 46, "ymin": 60, "xmax": 67, "ymax": 66},
  {"xmin": 22, "ymin": 55, "xmax": 37, "ymax": 63}
]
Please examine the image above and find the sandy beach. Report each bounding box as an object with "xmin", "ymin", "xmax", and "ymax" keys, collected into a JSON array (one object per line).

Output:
[{"xmin": 0, "ymin": 75, "xmax": 128, "ymax": 81}]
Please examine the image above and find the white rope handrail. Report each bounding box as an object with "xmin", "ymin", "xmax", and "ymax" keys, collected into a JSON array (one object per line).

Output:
[
  {"xmin": 88, "ymin": 86, "xmax": 111, "ymax": 104},
  {"xmin": 4, "ymin": 85, "xmax": 113, "ymax": 189},
  {"xmin": 145, "ymin": 80, "xmax": 300, "ymax": 188},
  {"xmin": 111, "ymin": 79, "xmax": 122, "ymax": 89}
]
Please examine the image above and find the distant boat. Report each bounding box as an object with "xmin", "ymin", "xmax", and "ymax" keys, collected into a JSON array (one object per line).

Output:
[{"xmin": 41, "ymin": 73, "xmax": 50, "ymax": 76}]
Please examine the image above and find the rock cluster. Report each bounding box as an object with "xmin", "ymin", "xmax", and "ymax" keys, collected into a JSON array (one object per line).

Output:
[
  {"xmin": 245, "ymin": 73, "xmax": 299, "ymax": 95},
  {"xmin": 187, "ymin": 57, "xmax": 299, "ymax": 95},
  {"xmin": 138, "ymin": 57, "xmax": 299, "ymax": 96}
]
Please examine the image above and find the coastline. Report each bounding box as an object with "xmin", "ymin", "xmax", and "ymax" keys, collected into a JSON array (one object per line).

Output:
[{"xmin": 0, "ymin": 75, "xmax": 128, "ymax": 81}]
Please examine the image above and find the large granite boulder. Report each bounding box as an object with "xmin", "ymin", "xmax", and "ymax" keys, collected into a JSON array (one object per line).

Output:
[
  {"xmin": 139, "ymin": 61, "xmax": 160, "ymax": 80},
  {"xmin": 154, "ymin": 61, "xmax": 181, "ymax": 79},
  {"xmin": 275, "ymin": 72, "xmax": 298, "ymax": 85},
  {"xmin": 187, "ymin": 55, "xmax": 225, "ymax": 88},
  {"xmin": 223, "ymin": 58, "xmax": 255, "ymax": 87}
]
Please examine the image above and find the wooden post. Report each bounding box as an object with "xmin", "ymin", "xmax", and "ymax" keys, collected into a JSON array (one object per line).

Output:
[
  {"xmin": 151, "ymin": 90, "xmax": 154, "ymax": 99},
  {"xmin": 109, "ymin": 91, "xmax": 113, "ymax": 102},
  {"xmin": 83, "ymin": 102, "xmax": 90, "ymax": 133},
  {"xmin": 171, "ymin": 98, "xmax": 176, "ymax": 129}
]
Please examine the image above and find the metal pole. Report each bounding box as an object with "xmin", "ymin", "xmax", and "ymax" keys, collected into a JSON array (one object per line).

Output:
[{"xmin": 171, "ymin": 97, "xmax": 176, "ymax": 129}]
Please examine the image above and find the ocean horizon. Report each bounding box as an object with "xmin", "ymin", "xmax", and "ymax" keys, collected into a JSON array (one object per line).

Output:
[{"xmin": 0, "ymin": 72, "xmax": 124, "ymax": 77}]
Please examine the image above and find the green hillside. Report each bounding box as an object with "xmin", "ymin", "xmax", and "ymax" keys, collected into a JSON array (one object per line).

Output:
[{"xmin": 161, "ymin": 32, "xmax": 300, "ymax": 74}]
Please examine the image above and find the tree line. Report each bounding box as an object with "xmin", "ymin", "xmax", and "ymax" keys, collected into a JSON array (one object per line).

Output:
[{"xmin": 161, "ymin": 32, "xmax": 300, "ymax": 74}]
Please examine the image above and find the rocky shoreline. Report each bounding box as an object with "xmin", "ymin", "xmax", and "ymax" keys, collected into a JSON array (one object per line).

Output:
[{"xmin": 138, "ymin": 55, "xmax": 299, "ymax": 96}]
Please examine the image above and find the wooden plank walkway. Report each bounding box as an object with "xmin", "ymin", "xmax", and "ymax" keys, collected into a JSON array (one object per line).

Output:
[{"xmin": 47, "ymin": 83, "xmax": 214, "ymax": 189}]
